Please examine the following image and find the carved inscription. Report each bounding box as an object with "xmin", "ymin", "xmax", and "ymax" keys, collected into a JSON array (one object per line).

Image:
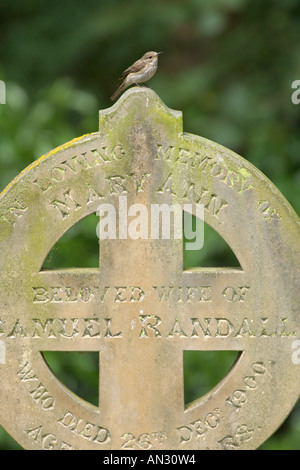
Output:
[
  {"xmin": 121, "ymin": 431, "xmax": 167, "ymax": 450},
  {"xmin": 1, "ymin": 316, "xmax": 295, "ymax": 340},
  {"xmin": 225, "ymin": 361, "xmax": 267, "ymax": 411},
  {"xmin": 156, "ymin": 170, "xmax": 228, "ymax": 223},
  {"xmin": 222, "ymin": 286, "xmax": 249, "ymax": 302},
  {"xmin": 18, "ymin": 362, "xmax": 55, "ymax": 410},
  {"xmin": 0, "ymin": 198, "xmax": 28, "ymax": 229},
  {"xmin": 32, "ymin": 144, "xmax": 154, "ymax": 222},
  {"xmin": 177, "ymin": 408, "xmax": 222, "ymax": 444},
  {"xmin": 156, "ymin": 145, "xmax": 255, "ymax": 195},
  {"xmin": 30, "ymin": 142, "xmax": 278, "ymax": 229},
  {"xmin": 32, "ymin": 145, "xmax": 127, "ymax": 193},
  {"xmin": 58, "ymin": 409, "xmax": 110, "ymax": 445},
  {"xmin": 25, "ymin": 425, "xmax": 77, "ymax": 450},
  {"xmin": 32, "ymin": 286, "xmax": 145, "ymax": 304},
  {"xmin": 31, "ymin": 285, "xmax": 251, "ymax": 304},
  {"xmin": 50, "ymin": 185, "xmax": 105, "ymax": 219},
  {"xmin": 257, "ymin": 200, "xmax": 281, "ymax": 220},
  {"xmin": 177, "ymin": 362, "xmax": 266, "ymax": 449},
  {"xmin": 218, "ymin": 424, "xmax": 254, "ymax": 450},
  {"xmin": 19, "ymin": 366, "xmax": 111, "ymax": 448}
]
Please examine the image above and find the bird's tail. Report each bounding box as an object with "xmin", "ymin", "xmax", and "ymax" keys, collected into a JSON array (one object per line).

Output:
[{"xmin": 110, "ymin": 81, "xmax": 126, "ymax": 101}]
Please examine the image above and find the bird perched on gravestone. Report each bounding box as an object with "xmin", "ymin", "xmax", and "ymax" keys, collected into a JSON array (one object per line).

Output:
[{"xmin": 110, "ymin": 51, "xmax": 162, "ymax": 101}]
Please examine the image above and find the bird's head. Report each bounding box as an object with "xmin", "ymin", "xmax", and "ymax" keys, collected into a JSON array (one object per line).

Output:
[{"xmin": 143, "ymin": 51, "xmax": 163, "ymax": 65}]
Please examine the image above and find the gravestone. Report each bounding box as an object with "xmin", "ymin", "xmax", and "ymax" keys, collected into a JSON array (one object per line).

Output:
[{"xmin": 0, "ymin": 88, "xmax": 299, "ymax": 450}]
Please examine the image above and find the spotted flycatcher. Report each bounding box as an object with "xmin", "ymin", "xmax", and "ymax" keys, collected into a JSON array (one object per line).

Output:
[{"xmin": 110, "ymin": 51, "xmax": 162, "ymax": 101}]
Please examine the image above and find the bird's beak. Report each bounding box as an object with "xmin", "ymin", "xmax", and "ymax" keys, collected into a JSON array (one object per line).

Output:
[{"xmin": 156, "ymin": 52, "xmax": 163, "ymax": 55}]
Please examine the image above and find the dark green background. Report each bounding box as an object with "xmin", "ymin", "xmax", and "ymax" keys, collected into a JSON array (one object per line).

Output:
[{"xmin": 0, "ymin": 0, "xmax": 299, "ymax": 450}]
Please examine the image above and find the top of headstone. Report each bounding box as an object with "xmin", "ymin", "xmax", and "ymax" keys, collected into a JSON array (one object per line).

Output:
[{"xmin": 99, "ymin": 87, "xmax": 183, "ymax": 137}]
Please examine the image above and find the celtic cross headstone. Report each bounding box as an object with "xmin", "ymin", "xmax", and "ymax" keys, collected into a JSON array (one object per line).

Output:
[{"xmin": 0, "ymin": 88, "xmax": 299, "ymax": 450}]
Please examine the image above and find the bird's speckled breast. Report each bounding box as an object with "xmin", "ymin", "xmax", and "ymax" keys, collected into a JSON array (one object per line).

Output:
[{"xmin": 127, "ymin": 62, "xmax": 158, "ymax": 84}]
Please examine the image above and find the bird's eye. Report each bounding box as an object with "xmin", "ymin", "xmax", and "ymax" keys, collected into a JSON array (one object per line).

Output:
[{"xmin": 148, "ymin": 56, "xmax": 152, "ymax": 59}]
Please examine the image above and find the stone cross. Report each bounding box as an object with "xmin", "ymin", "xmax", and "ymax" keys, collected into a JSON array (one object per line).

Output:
[{"xmin": 0, "ymin": 88, "xmax": 299, "ymax": 450}]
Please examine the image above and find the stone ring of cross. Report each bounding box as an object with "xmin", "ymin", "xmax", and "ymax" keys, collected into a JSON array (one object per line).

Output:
[{"xmin": 0, "ymin": 89, "xmax": 299, "ymax": 450}]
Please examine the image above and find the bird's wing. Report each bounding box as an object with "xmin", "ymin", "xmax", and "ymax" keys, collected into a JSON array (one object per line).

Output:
[{"xmin": 119, "ymin": 58, "xmax": 143, "ymax": 79}]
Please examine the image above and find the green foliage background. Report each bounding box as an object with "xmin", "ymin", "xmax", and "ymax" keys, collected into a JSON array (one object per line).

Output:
[{"xmin": 0, "ymin": 0, "xmax": 299, "ymax": 450}]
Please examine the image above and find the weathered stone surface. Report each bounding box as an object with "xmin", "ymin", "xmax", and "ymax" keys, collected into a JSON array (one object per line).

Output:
[{"xmin": 0, "ymin": 88, "xmax": 299, "ymax": 450}]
